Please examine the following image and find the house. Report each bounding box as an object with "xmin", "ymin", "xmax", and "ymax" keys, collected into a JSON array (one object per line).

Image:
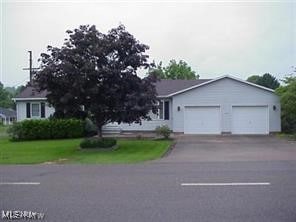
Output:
[
  {"xmin": 13, "ymin": 75, "xmax": 281, "ymax": 135},
  {"xmin": 12, "ymin": 86, "xmax": 55, "ymax": 121},
  {"xmin": 0, "ymin": 107, "xmax": 17, "ymax": 125}
]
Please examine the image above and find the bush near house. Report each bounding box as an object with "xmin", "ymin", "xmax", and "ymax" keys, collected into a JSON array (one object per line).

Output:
[
  {"xmin": 155, "ymin": 125, "xmax": 172, "ymax": 139},
  {"xmin": 84, "ymin": 118, "xmax": 98, "ymax": 137},
  {"xmin": 8, "ymin": 119, "xmax": 84, "ymax": 141}
]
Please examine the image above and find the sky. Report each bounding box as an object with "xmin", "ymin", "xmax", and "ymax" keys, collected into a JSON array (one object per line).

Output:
[{"xmin": 1, "ymin": 0, "xmax": 295, "ymax": 87}]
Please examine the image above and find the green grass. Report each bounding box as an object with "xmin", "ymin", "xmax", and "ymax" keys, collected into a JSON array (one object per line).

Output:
[
  {"xmin": 277, "ymin": 133, "xmax": 296, "ymax": 141},
  {"xmin": 0, "ymin": 126, "xmax": 8, "ymax": 139},
  {"xmin": 0, "ymin": 138, "xmax": 172, "ymax": 164}
]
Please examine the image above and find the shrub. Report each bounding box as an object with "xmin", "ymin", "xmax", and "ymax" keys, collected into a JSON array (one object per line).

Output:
[
  {"xmin": 8, "ymin": 119, "xmax": 84, "ymax": 141},
  {"xmin": 84, "ymin": 118, "xmax": 98, "ymax": 137},
  {"xmin": 80, "ymin": 138, "xmax": 117, "ymax": 149},
  {"xmin": 276, "ymin": 76, "xmax": 296, "ymax": 133},
  {"xmin": 155, "ymin": 125, "xmax": 171, "ymax": 139}
]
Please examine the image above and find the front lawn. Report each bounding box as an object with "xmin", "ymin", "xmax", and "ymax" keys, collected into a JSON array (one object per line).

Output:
[
  {"xmin": 0, "ymin": 138, "xmax": 172, "ymax": 164},
  {"xmin": 0, "ymin": 126, "xmax": 8, "ymax": 139}
]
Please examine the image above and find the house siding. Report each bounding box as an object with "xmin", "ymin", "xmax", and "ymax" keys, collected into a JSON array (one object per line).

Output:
[
  {"xmin": 16, "ymin": 101, "xmax": 55, "ymax": 121},
  {"xmin": 105, "ymin": 120, "xmax": 171, "ymax": 131},
  {"xmin": 172, "ymin": 78, "xmax": 281, "ymax": 133},
  {"xmin": 104, "ymin": 98, "xmax": 173, "ymax": 131}
]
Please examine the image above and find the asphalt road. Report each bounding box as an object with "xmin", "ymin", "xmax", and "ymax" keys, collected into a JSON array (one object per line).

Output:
[{"xmin": 1, "ymin": 161, "xmax": 296, "ymax": 222}]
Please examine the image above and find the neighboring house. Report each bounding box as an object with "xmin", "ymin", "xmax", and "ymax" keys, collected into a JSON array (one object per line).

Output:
[
  {"xmin": 0, "ymin": 107, "xmax": 16, "ymax": 125},
  {"xmin": 12, "ymin": 86, "xmax": 55, "ymax": 121},
  {"xmin": 13, "ymin": 75, "xmax": 281, "ymax": 135}
]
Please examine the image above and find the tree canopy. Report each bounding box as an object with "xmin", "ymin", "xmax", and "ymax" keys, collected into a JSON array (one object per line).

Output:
[
  {"xmin": 35, "ymin": 25, "xmax": 158, "ymax": 137},
  {"xmin": 247, "ymin": 73, "xmax": 280, "ymax": 89},
  {"xmin": 0, "ymin": 82, "xmax": 14, "ymax": 109},
  {"xmin": 150, "ymin": 60, "xmax": 198, "ymax": 80},
  {"xmin": 246, "ymin": 75, "xmax": 260, "ymax": 84},
  {"xmin": 276, "ymin": 73, "xmax": 296, "ymax": 133},
  {"xmin": 4, "ymin": 85, "xmax": 25, "ymax": 96}
]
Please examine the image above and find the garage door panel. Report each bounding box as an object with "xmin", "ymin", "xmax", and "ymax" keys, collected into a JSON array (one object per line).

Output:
[
  {"xmin": 232, "ymin": 106, "xmax": 268, "ymax": 134},
  {"xmin": 184, "ymin": 106, "xmax": 221, "ymax": 134}
]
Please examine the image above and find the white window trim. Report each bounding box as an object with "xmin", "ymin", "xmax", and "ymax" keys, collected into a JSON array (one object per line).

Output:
[
  {"xmin": 151, "ymin": 100, "xmax": 170, "ymax": 121},
  {"xmin": 31, "ymin": 103, "xmax": 41, "ymax": 118},
  {"xmin": 157, "ymin": 100, "xmax": 164, "ymax": 120}
]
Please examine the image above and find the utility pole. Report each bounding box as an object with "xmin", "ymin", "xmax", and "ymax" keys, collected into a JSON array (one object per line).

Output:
[
  {"xmin": 29, "ymin": 50, "xmax": 32, "ymax": 83},
  {"xmin": 23, "ymin": 51, "xmax": 39, "ymax": 85}
]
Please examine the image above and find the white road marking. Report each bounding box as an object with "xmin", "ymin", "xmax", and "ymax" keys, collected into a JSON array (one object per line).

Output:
[
  {"xmin": 181, "ymin": 182, "xmax": 270, "ymax": 186},
  {"xmin": 0, "ymin": 182, "xmax": 40, "ymax": 185}
]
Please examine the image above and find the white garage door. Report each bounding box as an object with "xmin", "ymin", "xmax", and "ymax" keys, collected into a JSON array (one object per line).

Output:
[
  {"xmin": 232, "ymin": 106, "xmax": 268, "ymax": 134},
  {"xmin": 184, "ymin": 106, "xmax": 221, "ymax": 134}
]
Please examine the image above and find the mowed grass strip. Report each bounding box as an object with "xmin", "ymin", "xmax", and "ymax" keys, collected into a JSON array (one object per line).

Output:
[
  {"xmin": 0, "ymin": 126, "xmax": 8, "ymax": 139},
  {"xmin": 0, "ymin": 138, "xmax": 172, "ymax": 164}
]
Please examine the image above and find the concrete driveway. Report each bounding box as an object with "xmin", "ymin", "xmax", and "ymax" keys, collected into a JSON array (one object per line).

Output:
[{"xmin": 160, "ymin": 135, "xmax": 296, "ymax": 163}]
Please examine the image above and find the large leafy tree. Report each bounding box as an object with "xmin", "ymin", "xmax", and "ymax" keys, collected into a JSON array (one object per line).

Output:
[
  {"xmin": 150, "ymin": 59, "xmax": 198, "ymax": 80},
  {"xmin": 247, "ymin": 73, "xmax": 280, "ymax": 89},
  {"xmin": 0, "ymin": 82, "xmax": 14, "ymax": 108},
  {"xmin": 35, "ymin": 25, "xmax": 158, "ymax": 137},
  {"xmin": 276, "ymin": 71, "xmax": 296, "ymax": 133}
]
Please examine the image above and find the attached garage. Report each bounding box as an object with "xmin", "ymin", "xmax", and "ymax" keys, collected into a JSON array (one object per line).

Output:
[
  {"xmin": 231, "ymin": 106, "xmax": 269, "ymax": 134},
  {"xmin": 184, "ymin": 106, "xmax": 221, "ymax": 134},
  {"xmin": 171, "ymin": 76, "xmax": 280, "ymax": 135}
]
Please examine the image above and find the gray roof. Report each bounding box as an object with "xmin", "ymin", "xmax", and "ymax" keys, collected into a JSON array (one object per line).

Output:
[
  {"xmin": 14, "ymin": 79, "xmax": 211, "ymax": 99},
  {"xmin": 155, "ymin": 79, "xmax": 211, "ymax": 96},
  {"xmin": 14, "ymin": 86, "xmax": 48, "ymax": 99},
  {"xmin": 0, "ymin": 107, "xmax": 16, "ymax": 117}
]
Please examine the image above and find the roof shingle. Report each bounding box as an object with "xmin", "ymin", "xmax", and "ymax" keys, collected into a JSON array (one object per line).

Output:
[
  {"xmin": 0, "ymin": 107, "xmax": 16, "ymax": 117},
  {"xmin": 14, "ymin": 79, "xmax": 211, "ymax": 99},
  {"xmin": 14, "ymin": 86, "xmax": 48, "ymax": 99},
  {"xmin": 155, "ymin": 79, "xmax": 211, "ymax": 96}
]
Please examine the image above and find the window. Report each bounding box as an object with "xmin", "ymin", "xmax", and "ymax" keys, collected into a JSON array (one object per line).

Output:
[
  {"xmin": 41, "ymin": 102, "xmax": 45, "ymax": 118},
  {"xmin": 158, "ymin": 100, "xmax": 169, "ymax": 120},
  {"xmin": 164, "ymin": 101, "xmax": 169, "ymax": 120},
  {"xmin": 26, "ymin": 103, "xmax": 31, "ymax": 118},
  {"xmin": 31, "ymin": 103, "xmax": 40, "ymax": 118},
  {"xmin": 159, "ymin": 101, "xmax": 164, "ymax": 119}
]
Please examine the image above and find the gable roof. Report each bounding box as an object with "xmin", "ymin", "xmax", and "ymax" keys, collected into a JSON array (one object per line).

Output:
[
  {"xmin": 13, "ymin": 75, "xmax": 275, "ymax": 101},
  {"xmin": 13, "ymin": 86, "xmax": 48, "ymax": 101},
  {"xmin": 0, "ymin": 107, "xmax": 16, "ymax": 117},
  {"xmin": 163, "ymin": 75, "xmax": 275, "ymax": 97},
  {"xmin": 156, "ymin": 79, "xmax": 211, "ymax": 97},
  {"xmin": 13, "ymin": 79, "xmax": 212, "ymax": 100}
]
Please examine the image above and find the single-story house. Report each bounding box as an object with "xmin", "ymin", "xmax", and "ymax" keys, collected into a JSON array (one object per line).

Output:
[
  {"xmin": 0, "ymin": 107, "xmax": 17, "ymax": 125},
  {"xmin": 13, "ymin": 75, "xmax": 281, "ymax": 135}
]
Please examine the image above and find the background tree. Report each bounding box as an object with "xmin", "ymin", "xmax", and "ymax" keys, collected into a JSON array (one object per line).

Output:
[
  {"xmin": 150, "ymin": 59, "xmax": 198, "ymax": 80},
  {"xmin": 149, "ymin": 61, "xmax": 165, "ymax": 79},
  {"xmin": 0, "ymin": 82, "xmax": 14, "ymax": 108},
  {"xmin": 5, "ymin": 85, "xmax": 25, "ymax": 97},
  {"xmin": 276, "ymin": 71, "xmax": 296, "ymax": 133},
  {"xmin": 35, "ymin": 25, "xmax": 158, "ymax": 137},
  {"xmin": 247, "ymin": 75, "xmax": 260, "ymax": 84},
  {"xmin": 247, "ymin": 73, "xmax": 280, "ymax": 89}
]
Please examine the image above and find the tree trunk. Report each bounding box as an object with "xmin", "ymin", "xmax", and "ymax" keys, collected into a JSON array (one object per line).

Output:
[{"xmin": 97, "ymin": 125, "xmax": 103, "ymax": 139}]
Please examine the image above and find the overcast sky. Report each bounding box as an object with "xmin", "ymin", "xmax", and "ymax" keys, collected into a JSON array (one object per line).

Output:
[{"xmin": 1, "ymin": 0, "xmax": 295, "ymax": 87}]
